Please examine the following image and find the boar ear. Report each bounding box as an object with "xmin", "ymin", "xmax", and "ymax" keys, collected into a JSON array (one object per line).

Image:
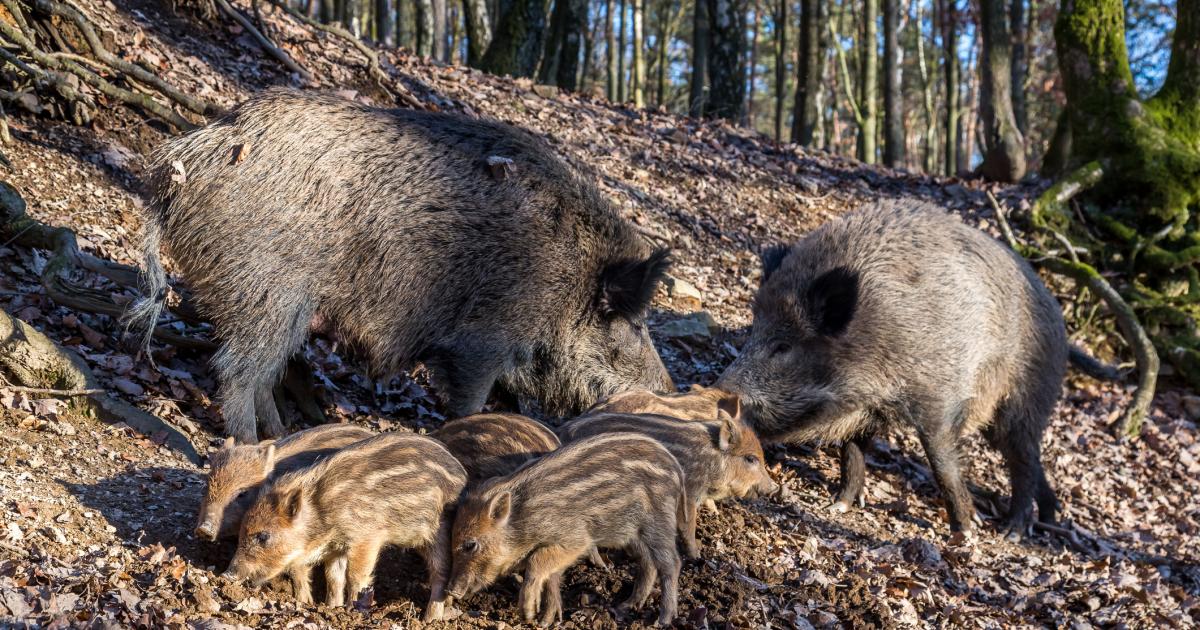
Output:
[
  {"xmin": 715, "ymin": 393, "xmax": 742, "ymax": 423},
  {"xmin": 760, "ymin": 244, "xmax": 792, "ymax": 283},
  {"xmin": 598, "ymin": 248, "xmax": 671, "ymax": 319},
  {"xmin": 806, "ymin": 267, "xmax": 859, "ymax": 337},
  {"xmin": 487, "ymin": 491, "xmax": 512, "ymax": 523}
]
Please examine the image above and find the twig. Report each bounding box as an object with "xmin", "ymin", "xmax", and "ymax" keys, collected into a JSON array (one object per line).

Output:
[
  {"xmin": 0, "ymin": 539, "xmax": 28, "ymax": 557},
  {"xmin": 986, "ymin": 191, "xmax": 1019, "ymax": 250},
  {"xmin": 214, "ymin": 0, "xmax": 312, "ymax": 82},
  {"xmin": 2, "ymin": 385, "xmax": 105, "ymax": 396}
]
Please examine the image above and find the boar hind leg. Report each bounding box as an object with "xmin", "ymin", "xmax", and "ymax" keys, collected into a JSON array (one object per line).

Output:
[
  {"xmin": 679, "ymin": 501, "xmax": 700, "ymax": 559},
  {"xmin": 345, "ymin": 539, "xmax": 384, "ymax": 609},
  {"xmin": 984, "ymin": 404, "xmax": 1058, "ymax": 539},
  {"xmin": 648, "ymin": 537, "xmax": 681, "ymax": 626},
  {"xmin": 830, "ymin": 433, "xmax": 873, "ymax": 513},
  {"xmin": 519, "ymin": 544, "xmax": 583, "ymax": 626},
  {"xmin": 915, "ymin": 420, "xmax": 976, "ymax": 533},
  {"xmin": 617, "ymin": 541, "xmax": 658, "ymax": 615}
]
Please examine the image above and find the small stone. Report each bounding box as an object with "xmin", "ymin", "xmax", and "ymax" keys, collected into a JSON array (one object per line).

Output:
[
  {"xmin": 664, "ymin": 275, "xmax": 702, "ymax": 309},
  {"xmin": 112, "ymin": 378, "xmax": 144, "ymax": 397},
  {"xmin": 532, "ymin": 84, "xmax": 558, "ymax": 98},
  {"xmin": 658, "ymin": 311, "xmax": 718, "ymax": 339}
]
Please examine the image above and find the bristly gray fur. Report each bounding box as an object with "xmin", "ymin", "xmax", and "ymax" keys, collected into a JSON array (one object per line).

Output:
[
  {"xmin": 122, "ymin": 218, "xmax": 168, "ymax": 355},
  {"xmin": 133, "ymin": 88, "xmax": 674, "ymax": 443}
]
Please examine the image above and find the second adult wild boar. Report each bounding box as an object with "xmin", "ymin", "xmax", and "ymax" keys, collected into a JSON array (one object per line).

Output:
[
  {"xmin": 129, "ymin": 89, "xmax": 673, "ymax": 443},
  {"xmin": 719, "ymin": 199, "xmax": 1068, "ymax": 536}
]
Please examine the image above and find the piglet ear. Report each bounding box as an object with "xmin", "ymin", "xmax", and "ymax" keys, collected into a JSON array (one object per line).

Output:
[
  {"xmin": 715, "ymin": 392, "xmax": 742, "ymax": 424},
  {"xmin": 488, "ymin": 491, "xmax": 512, "ymax": 524},
  {"xmin": 262, "ymin": 444, "xmax": 277, "ymax": 474},
  {"xmin": 598, "ymin": 248, "xmax": 671, "ymax": 319},
  {"xmin": 284, "ymin": 488, "xmax": 303, "ymax": 521},
  {"xmin": 805, "ymin": 267, "xmax": 860, "ymax": 337},
  {"xmin": 715, "ymin": 413, "xmax": 741, "ymax": 452},
  {"xmin": 759, "ymin": 244, "xmax": 791, "ymax": 283}
]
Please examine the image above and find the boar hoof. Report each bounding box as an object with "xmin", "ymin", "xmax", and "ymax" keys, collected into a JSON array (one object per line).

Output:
[
  {"xmin": 826, "ymin": 499, "xmax": 853, "ymax": 514},
  {"xmin": 423, "ymin": 601, "xmax": 445, "ymax": 622},
  {"xmin": 703, "ymin": 499, "xmax": 718, "ymax": 514},
  {"xmin": 538, "ymin": 603, "xmax": 562, "ymax": 627}
]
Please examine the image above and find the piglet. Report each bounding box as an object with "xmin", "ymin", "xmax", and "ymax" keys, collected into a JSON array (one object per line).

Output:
[{"xmin": 431, "ymin": 413, "xmax": 559, "ymax": 483}]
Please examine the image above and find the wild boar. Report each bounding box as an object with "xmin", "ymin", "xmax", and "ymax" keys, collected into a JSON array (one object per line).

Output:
[
  {"xmin": 224, "ymin": 432, "xmax": 467, "ymax": 620},
  {"xmin": 718, "ymin": 199, "xmax": 1067, "ymax": 537},
  {"xmin": 127, "ymin": 88, "xmax": 674, "ymax": 444},
  {"xmin": 582, "ymin": 383, "xmax": 740, "ymax": 421},
  {"xmin": 559, "ymin": 403, "xmax": 777, "ymax": 558},
  {"xmin": 195, "ymin": 424, "xmax": 373, "ymax": 542},
  {"xmin": 446, "ymin": 433, "xmax": 685, "ymax": 627},
  {"xmin": 430, "ymin": 413, "xmax": 560, "ymax": 483}
]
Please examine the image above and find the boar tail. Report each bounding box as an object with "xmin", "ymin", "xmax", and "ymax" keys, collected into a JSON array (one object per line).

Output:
[
  {"xmin": 121, "ymin": 218, "xmax": 168, "ymax": 356},
  {"xmin": 1068, "ymin": 345, "xmax": 1124, "ymax": 381}
]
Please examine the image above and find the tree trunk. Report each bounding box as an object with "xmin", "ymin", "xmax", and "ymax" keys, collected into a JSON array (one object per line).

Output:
[
  {"xmin": 774, "ymin": 0, "xmax": 786, "ymax": 141},
  {"xmin": 705, "ymin": 0, "xmax": 747, "ymax": 120},
  {"xmin": 432, "ymin": 0, "xmax": 448, "ymax": 60},
  {"xmin": 559, "ymin": 0, "xmax": 587, "ymax": 90},
  {"xmin": 633, "ymin": 0, "xmax": 645, "ymax": 105},
  {"xmin": 746, "ymin": 0, "xmax": 761, "ymax": 126},
  {"xmin": 463, "ymin": 0, "xmax": 492, "ymax": 66},
  {"xmin": 1010, "ymin": 0, "xmax": 1027, "ymax": 134},
  {"xmin": 308, "ymin": 0, "xmax": 320, "ymax": 18},
  {"xmin": 977, "ymin": 0, "xmax": 1026, "ymax": 181},
  {"xmin": 941, "ymin": 0, "xmax": 959, "ymax": 175},
  {"xmin": 689, "ymin": 0, "xmax": 709, "ymax": 115},
  {"xmin": 916, "ymin": 0, "xmax": 937, "ymax": 172},
  {"xmin": 606, "ymin": 0, "xmax": 617, "ymax": 99},
  {"xmin": 539, "ymin": 0, "xmax": 567, "ymax": 83},
  {"xmin": 618, "ymin": 0, "xmax": 627, "ymax": 101},
  {"xmin": 582, "ymin": 9, "xmax": 596, "ymax": 91},
  {"xmin": 479, "ymin": 0, "xmax": 546, "ymax": 75},
  {"xmin": 857, "ymin": 0, "xmax": 878, "ymax": 163},
  {"xmin": 416, "ymin": 0, "xmax": 434, "ymax": 55},
  {"xmin": 397, "ymin": 0, "xmax": 409, "ymax": 48},
  {"xmin": 791, "ymin": 0, "xmax": 820, "ymax": 144},
  {"xmin": 882, "ymin": 0, "xmax": 903, "ymax": 166}
]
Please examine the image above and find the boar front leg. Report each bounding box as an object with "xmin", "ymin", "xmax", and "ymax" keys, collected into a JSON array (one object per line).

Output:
[
  {"xmin": 324, "ymin": 555, "xmax": 348, "ymax": 607},
  {"xmin": 915, "ymin": 418, "xmax": 976, "ymax": 533},
  {"xmin": 429, "ymin": 349, "xmax": 507, "ymax": 418},
  {"xmin": 288, "ymin": 565, "xmax": 313, "ymax": 604},
  {"xmin": 830, "ymin": 433, "xmax": 873, "ymax": 513},
  {"xmin": 421, "ymin": 517, "xmax": 454, "ymax": 622},
  {"xmin": 519, "ymin": 543, "xmax": 585, "ymax": 626}
]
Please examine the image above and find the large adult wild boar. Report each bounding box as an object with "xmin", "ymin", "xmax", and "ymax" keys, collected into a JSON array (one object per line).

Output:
[
  {"xmin": 718, "ymin": 199, "xmax": 1068, "ymax": 537},
  {"xmin": 128, "ymin": 89, "xmax": 673, "ymax": 443}
]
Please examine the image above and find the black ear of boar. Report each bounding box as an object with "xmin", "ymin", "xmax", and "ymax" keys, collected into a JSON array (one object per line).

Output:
[
  {"xmin": 806, "ymin": 267, "xmax": 860, "ymax": 337},
  {"xmin": 759, "ymin": 244, "xmax": 791, "ymax": 282},
  {"xmin": 598, "ymin": 248, "xmax": 672, "ymax": 319}
]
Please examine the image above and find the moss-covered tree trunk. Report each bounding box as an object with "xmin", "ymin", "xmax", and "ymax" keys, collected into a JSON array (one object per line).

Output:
[{"xmin": 1052, "ymin": 0, "xmax": 1200, "ymax": 385}]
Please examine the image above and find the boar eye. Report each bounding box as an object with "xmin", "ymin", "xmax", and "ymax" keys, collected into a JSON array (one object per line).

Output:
[
  {"xmin": 254, "ymin": 531, "xmax": 270, "ymax": 545},
  {"xmin": 743, "ymin": 454, "xmax": 760, "ymax": 465},
  {"xmin": 461, "ymin": 539, "xmax": 479, "ymax": 554},
  {"xmin": 771, "ymin": 342, "xmax": 792, "ymax": 356}
]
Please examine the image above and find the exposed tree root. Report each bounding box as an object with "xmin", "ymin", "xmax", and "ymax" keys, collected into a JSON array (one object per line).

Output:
[
  {"xmin": 0, "ymin": 308, "xmax": 200, "ymax": 463},
  {"xmin": 0, "ymin": 182, "xmax": 216, "ymax": 352},
  {"xmin": 989, "ymin": 188, "xmax": 1159, "ymax": 439}
]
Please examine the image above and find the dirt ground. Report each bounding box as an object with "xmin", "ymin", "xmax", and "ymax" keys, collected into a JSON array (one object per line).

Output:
[{"xmin": 1, "ymin": 1, "xmax": 1199, "ymax": 628}]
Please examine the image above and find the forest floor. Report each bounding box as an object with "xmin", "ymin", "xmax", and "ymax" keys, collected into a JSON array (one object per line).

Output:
[{"xmin": 1, "ymin": 1, "xmax": 1199, "ymax": 628}]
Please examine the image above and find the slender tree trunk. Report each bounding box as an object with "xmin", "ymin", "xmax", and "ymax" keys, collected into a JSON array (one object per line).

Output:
[
  {"xmin": 633, "ymin": 0, "xmax": 646, "ymax": 105},
  {"xmin": 463, "ymin": 0, "xmax": 492, "ymax": 66},
  {"xmin": 916, "ymin": 0, "xmax": 937, "ymax": 171},
  {"xmin": 479, "ymin": 0, "xmax": 546, "ymax": 75},
  {"xmin": 941, "ymin": 0, "xmax": 959, "ymax": 175},
  {"xmin": 977, "ymin": 0, "xmax": 1026, "ymax": 181},
  {"xmin": 433, "ymin": 0, "xmax": 448, "ymax": 60},
  {"xmin": 746, "ymin": 0, "xmax": 761, "ymax": 126},
  {"xmin": 397, "ymin": 0, "xmax": 410, "ymax": 48},
  {"xmin": 618, "ymin": 0, "xmax": 627, "ymax": 100},
  {"xmin": 882, "ymin": 0, "xmax": 903, "ymax": 166},
  {"xmin": 960, "ymin": 25, "xmax": 978, "ymax": 173},
  {"xmin": 307, "ymin": 0, "xmax": 320, "ymax": 18},
  {"xmin": 705, "ymin": 0, "xmax": 748, "ymax": 119},
  {"xmin": 416, "ymin": 0, "xmax": 434, "ymax": 55},
  {"xmin": 655, "ymin": 0, "xmax": 668, "ymax": 106},
  {"xmin": 374, "ymin": 0, "xmax": 390, "ymax": 43},
  {"xmin": 774, "ymin": 0, "xmax": 787, "ymax": 141},
  {"xmin": 689, "ymin": 0, "xmax": 709, "ymax": 115},
  {"xmin": 1010, "ymin": 0, "xmax": 1026, "ymax": 133},
  {"xmin": 857, "ymin": 0, "xmax": 878, "ymax": 163},
  {"xmin": 791, "ymin": 0, "xmax": 820, "ymax": 143},
  {"xmin": 582, "ymin": 8, "xmax": 596, "ymax": 91},
  {"xmin": 606, "ymin": 0, "xmax": 617, "ymax": 99},
  {"xmin": 539, "ymin": 0, "xmax": 567, "ymax": 83},
  {"xmin": 559, "ymin": 0, "xmax": 588, "ymax": 89}
]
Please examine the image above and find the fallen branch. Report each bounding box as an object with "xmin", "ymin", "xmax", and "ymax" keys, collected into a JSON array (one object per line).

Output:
[
  {"xmin": 214, "ymin": 0, "xmax": 313, "ymax": 83},
  {"xmin": 265, "ymin": 0, "xmax": 421, "ymax": 108},
  {"xmin": 0, "ymin": 308, "xmax": 199, "ymax": 464},
  {"xmin": 2, "ymin": 385, "xmax": 106, "ymax": 396},
  {"xmin": 30, "ymin": 0, "xmax": 223, "ymax": 117}
]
